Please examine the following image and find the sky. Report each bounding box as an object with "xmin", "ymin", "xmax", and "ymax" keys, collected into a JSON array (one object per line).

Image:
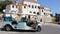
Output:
[
  {"xmin": 0, "ymin": 0, "xmax": 60, "ymax": 16},
  {"xmin": 38, "ymin": 0, "xmax": 60, "ymax": 16}
]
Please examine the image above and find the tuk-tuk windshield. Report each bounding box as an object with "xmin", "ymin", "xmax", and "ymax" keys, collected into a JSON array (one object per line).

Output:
[
  {"xmin": 4, "ymin": 17, "xmax": 12, "ymax": 21},
  {"xmin": 19, "ymin": 17, "xmax": 27, "ymax": 22}
]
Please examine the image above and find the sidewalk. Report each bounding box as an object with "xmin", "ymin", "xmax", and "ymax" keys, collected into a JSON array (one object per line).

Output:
[{"xmin": 43, "ymin": 23, "xmax": 60, "ymax": 27}]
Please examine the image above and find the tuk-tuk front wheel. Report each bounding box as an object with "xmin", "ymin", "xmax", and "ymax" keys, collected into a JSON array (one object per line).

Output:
[
  {"xmin": 4, "ymin": 25, "xmax": 13, "ymax": 31},
  {"xmin": 37, "ymin": 26, "xmax": 41, "ymax": 32}
]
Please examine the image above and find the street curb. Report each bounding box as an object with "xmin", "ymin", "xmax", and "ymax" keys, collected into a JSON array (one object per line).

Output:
[{"xmin": 43, "ymin": 23, "xmax": 60, "ymax": 27}]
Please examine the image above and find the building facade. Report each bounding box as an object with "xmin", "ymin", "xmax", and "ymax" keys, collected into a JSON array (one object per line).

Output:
[
  {"xmin": 40, "ymin": 7, "xmax": 52, "ymax": 23},
  {"xmin": 4, "ymin": 0, "xmax": 52, "ymax": 23}
]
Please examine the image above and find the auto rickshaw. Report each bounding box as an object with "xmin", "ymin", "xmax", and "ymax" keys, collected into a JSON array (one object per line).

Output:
[{"xmin": 2, "ymin": 14, "xmax": 42, "ymax": 32}]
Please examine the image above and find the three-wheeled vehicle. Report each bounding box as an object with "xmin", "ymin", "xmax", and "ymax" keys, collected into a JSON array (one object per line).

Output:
[{"xmin": 2, "ymin": 14, "xmax": 42, "ymax": 32}]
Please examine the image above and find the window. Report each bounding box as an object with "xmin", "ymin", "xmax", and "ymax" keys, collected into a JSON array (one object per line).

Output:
[
  {"xmin": 37, "ymin": 12, "xmax": 40, "ymax": 15},
  {"xmin": 16, "ymin": 6, "xmax": 17, "ymax": 8},
  {"xmin": 28, "ymin": 15, "xmax": 30, "ymax": 19},
  {"xmin": 12, "ymin": 5, "xmax": 14, "ymax": 8},
  {"xmin": 32, "ymin": 5, "xmax": 34, "ymax": 8},
  {"xmin": 42, "ymin": 10, "xmax": 43, "ymax": 12},
  {"xmin": 38, "ymin": 6, "xmax": 40, "ymax": 9},
  {"xmin": 35, "ymin": 6, "xmax": 36, "ymax": 8},
  {"xmin": 44, "ymin": 13, "xmax": 48, "ymax": 16},
  {"xmin": 40, "ymin": 19, "xmax": 42, "ymax": 22},
  {"xmin": 33, "ymin": 12, "xmax": 36, "ymax": 14},
  {"xmin": 28, "ymin": 5, "xmax": 30, "ymax": 8},
  {"xmin": 24, "ymin": 4, "xmax": 27, "ymax": 8},
  {"xmin": 24, "ymin": 6, "xmax": 26, "ymax": 8},
  {"xmin": 30, "ymin": 11, "xmax": 32, "ymax": 13},
  {"xmin": 44, "ymin": 13, "xmax": 45, "ymax": 15}
]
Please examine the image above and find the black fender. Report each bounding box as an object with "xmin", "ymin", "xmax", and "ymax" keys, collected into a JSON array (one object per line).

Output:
[{"xmin": 4, "ymin": 24, "xmax": 13, "ymax": 29}]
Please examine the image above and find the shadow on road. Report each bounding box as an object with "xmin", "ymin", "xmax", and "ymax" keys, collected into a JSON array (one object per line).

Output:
[{"xmin": 0, "ymin": 28, "xmax": 37, "ymax": 32}]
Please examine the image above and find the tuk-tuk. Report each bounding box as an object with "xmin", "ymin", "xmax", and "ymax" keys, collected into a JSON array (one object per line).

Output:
[{"xmin": 2, "ymin": 14, "xmax": 42, "ymax": 32}]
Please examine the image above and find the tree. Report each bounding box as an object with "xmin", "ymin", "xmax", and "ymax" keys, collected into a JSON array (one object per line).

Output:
[
  {"xmin": 50, "ymin": 14, "xmax": 53, "ymax": 17},
  {"xmin": 52, "ymin": 17, "xmax": 56, "ymax": 23},
  {"xmin": 0, "ymin": 0, "xmax": 12, "ymax": 13}
]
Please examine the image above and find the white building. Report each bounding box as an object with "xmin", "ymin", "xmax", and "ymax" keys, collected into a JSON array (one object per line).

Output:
[
  {"xmin": 39, "ymin": 7, "xmax": 52, "ymax": 23},
  {"xmin": 4, "ymin": 0, "xmax": 52, "ymax": 23},
  {"xmin": 6, "ymin": 0, "xmax": 40, "ymax": 15},
  {"xmin": 4, "ymin": 0, "xmax": 41, "ymax": 21}
]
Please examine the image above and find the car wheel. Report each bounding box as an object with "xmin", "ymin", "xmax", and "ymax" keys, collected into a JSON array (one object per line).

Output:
[
  {"xmin": 4, "ymin": 25, "xmax": 13, "ymax": 31},
  {"xmin": 37, "ymin": 26, "xmax": 41, "ymax": 32}
]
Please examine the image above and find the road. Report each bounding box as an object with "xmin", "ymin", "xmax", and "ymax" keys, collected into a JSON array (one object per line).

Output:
[{"xmin": 0, "ymin": 22, "xmax": 60, "ymax": 34}]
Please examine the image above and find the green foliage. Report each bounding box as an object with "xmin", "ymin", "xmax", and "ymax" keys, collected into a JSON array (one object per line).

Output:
[
  {"xmin": 52, "ymin": 17, "xmax": 56, "ymax": 23},
  {"xmin": 0, "ymin": 0, "xmax": 12, "ymax": 13}
]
